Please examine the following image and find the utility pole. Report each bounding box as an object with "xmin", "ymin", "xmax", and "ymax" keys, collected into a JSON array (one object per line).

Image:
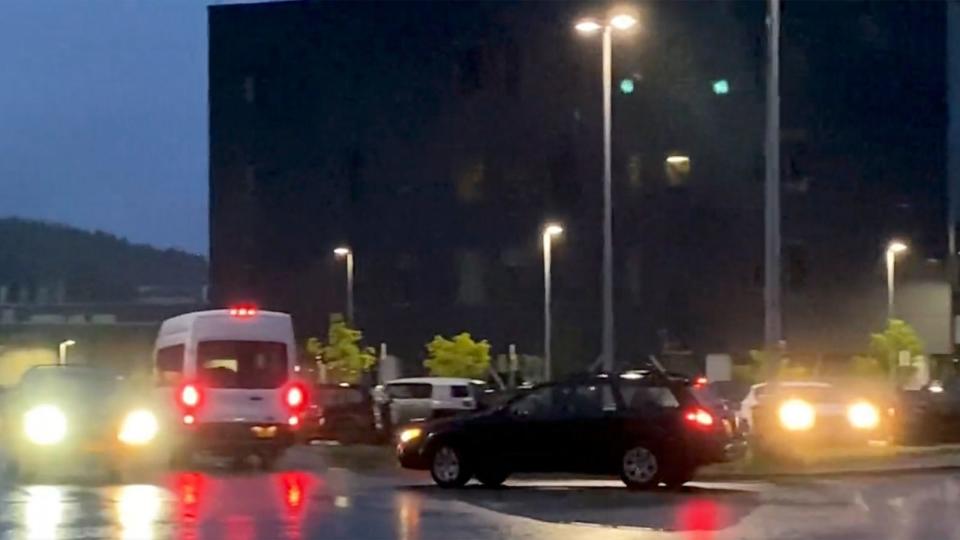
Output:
[{"xmin": 764, "ymin": 0, "xmax": 783, "ymax": 359}]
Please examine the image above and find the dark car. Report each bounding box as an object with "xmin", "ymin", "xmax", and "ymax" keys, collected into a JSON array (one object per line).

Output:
[
  {"xmin": 0, "ymin": 365, "xmax": 167, "ymax": 481},
  {"xmin": 300, "ymin": 383, "xmax": 377, "ymax": 444},
  {"xmin": 396, "ymin": 371, "xmax": 746, "ymax": 489},
  {"xmin": 898, "ymin": 379, "xmax": 960, "ymax": 444}
]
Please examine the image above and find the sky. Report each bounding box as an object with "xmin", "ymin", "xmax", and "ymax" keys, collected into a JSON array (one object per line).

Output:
[{"xmin": 0, "ymin": 1, "xmax": 220, "ymax": 256}]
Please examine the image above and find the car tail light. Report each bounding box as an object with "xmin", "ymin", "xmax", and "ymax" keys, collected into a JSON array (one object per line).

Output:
[
  {"xmin": 685, "ymin": 408, "xmax": 715, "ymax": 427},
  {"xmin": 693, "ymin": 376, "xmax": 708, "ymax": 388}
]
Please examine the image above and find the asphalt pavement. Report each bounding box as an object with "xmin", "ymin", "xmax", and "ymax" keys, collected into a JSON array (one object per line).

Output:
[{"xmin": 2, "ymin": 447, "xmax": 960, "ymax": 539}]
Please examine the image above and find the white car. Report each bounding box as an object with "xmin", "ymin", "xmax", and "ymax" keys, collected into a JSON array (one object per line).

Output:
[
  {"xmin": 154, "ymin": 307, "xmax": 307, "ymax": 468},
  {"xmin": 737, "ymin": 381, "xmax": 835, "ymax": 433},
  {"xmin": 375, "ymin": 377, "xmax": 486, "ymax": 431}
]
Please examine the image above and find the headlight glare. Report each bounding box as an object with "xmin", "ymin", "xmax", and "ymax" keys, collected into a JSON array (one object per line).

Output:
[
  {"xmin": 399, "ymin": 428, "xmax": 422, "ymax": 444},
  {"xmin": 847, "ymin": 401, "xmax": 880, "ymax": 430},
  {"xmin": 778, "ymin": 399, "xmax": 816, "ymax": 431},
  {"xmin": 118, "ymin": 409, "xmax": 159, "ymax": 445},
  {"xmin": 24, "ymin": 405, "xmax": 67, "ymax": 445}
]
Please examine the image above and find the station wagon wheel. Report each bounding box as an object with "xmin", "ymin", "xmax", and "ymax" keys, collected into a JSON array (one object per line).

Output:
[
  {"xmin": 430, "ymin": 444, "xmax": 471, "ymax": 488},
  {"xmin": 620, "ymin": 445, "xmax": 660, "ymax": 490}
]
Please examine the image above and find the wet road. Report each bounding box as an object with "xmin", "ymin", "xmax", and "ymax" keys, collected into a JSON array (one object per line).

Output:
[{"xmin": 2, "ymin": 447, "xmax": 960, "ymax": 539}]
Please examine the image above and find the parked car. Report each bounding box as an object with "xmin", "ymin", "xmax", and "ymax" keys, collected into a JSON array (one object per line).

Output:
[
  {"xmin": 898, "ymin": 378, "xmax": 960, "ymax": 444},
  {"xmin": 742, "ymin": 381, "xmax": 894, "ymax": 452},
  {"xmin": 375, "ymin": 377, "xmax": 486, "ymax": 434},
  {"xmin": 300, "ymin": 383, "xmax": 377, "ymax": 444},
  {"xmin": 396, "ymin": 371, "xmax": 747, "ymax": 489}
]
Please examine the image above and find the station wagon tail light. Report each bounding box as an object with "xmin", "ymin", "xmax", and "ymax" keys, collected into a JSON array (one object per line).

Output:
[{"xmin": 685, "ymin": 408, "xmax": 715, "ymax": 427}]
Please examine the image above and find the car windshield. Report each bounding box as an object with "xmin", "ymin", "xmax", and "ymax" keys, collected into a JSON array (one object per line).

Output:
[{"xmin": 19, "ymin": 367, "xmax": 122, "ymax": 396}]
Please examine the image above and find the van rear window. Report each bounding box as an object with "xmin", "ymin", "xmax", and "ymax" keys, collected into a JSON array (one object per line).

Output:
[{"xmin": 197, "ymin": 341, "xmax": 287, "ymax": 389}]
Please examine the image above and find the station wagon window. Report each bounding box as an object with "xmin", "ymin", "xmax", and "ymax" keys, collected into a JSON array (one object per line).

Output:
[
  {"xmin": 508, "ymin": 386, "xmax": 554, "ymax": 418},
  {"xmin": 450, "ymin": 385, "xmax": 470, "ymax": 398},
  {"xmin": 620, "ymin": 385, "xmax": 680, "ymax": 411},
  {"xmin": 196, "ymin": 340, "xmax": 287, "ymax": 389},
  {"xmin": 155, "ymin": 345, "xmax": 184, "ymax": 387},
  {"xmin": 386, "ymin": 383, "xmax": 432, "ymax": 399},
  {"xmin": 557, "ymin": 384, "xmax": 617, "ymax": 417}
]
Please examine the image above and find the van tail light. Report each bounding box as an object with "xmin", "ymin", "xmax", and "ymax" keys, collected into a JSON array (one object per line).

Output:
[
  {"xmin": 685, "ymin": 408, "xmax": 715, "ymax": 428},
  {"xmin": 284, "ymin": 383, "xmax": 309, "ymax": 430},
  {"xmin": 180, "ymin": 384, "xmax": 202, "ymax": 408},
  {"xmin": 178, "ymin": 383, "xmax": 203, "ymax": 425},
  {"xmin": 285, "ymin": 385, "xmax": 306, "ymax": 410}
]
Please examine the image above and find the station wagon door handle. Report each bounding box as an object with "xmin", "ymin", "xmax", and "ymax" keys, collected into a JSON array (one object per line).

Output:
[{"xmin": 249, "ymin": 396, "xmax": 264, "ymax": 401}]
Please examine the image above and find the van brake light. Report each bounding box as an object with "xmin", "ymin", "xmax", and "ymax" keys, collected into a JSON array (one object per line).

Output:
[
  {"xmin": 229, "ymin": 305, "xmax": 258, "ymax": 318},
  {"xmin": 180, "ymin": 384, "xmax": 201, "ymax": 408},
  {"xmin": 286, "ymin": 385, "xmax": 305, "ymax": 409}
]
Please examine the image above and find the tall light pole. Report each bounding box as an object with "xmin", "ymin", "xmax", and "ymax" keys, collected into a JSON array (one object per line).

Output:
[
  {"xmin": 576, "ymin": 12, "xmax": 637, "ymax": 372},
  {"xmin": 334, "ymin": 247, "xmax": 354, "ymax": 324},
  {"xmin": 543, "ymin": 223, "xmax": 564, "ymax": 381},
  {"xmin": 764, "ymin": 0, "xmax": 783, "ymax": 354},
  {"xmin": 58, "ymin": 339, "xmax": 75, "ymax": 365},
  {"xmin": 885, "ymin": 240, "xmax": 908, "ymax": 320}
]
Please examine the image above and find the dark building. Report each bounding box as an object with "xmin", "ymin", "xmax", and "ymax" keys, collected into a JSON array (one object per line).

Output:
[{"xmin": 209, "ymin": 1, "xmax": 949, "ymax": 375}]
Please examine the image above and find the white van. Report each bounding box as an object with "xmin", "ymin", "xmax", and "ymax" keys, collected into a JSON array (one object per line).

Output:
[
  {"xmin": 375, "ymin": 377, "xmax": 485, "ymax": 431},
  {"xmin": 153, "ymin": 308, "xmax": 305, "ymax": 467}
]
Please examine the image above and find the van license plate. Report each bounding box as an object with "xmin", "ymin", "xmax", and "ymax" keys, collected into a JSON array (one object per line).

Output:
[{"xmin": 252, "ymin": 426, "xmax": 277, "ymax": 439}]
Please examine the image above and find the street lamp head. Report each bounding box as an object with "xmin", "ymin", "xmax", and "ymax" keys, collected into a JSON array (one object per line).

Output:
[
  {"xmin": 665, "ymin": 154, "xmax": 690, "ymax": 165},
  {"xmin": 333, "ymin": 247, "xmax": 351, "ymax": 257},
  {"xmin": 575, "ymin": 19, "xmax": 602, "ymax": 34},
  {"xmin": 61, "ymin": 339, "xmax": 76, "ymax": 347},
  {"xmin": 610, "ymin": 14, "xmax": 638, "ymax": 30},
  {"xmin": 887, "ymin": 240, "xmax": 908, "ymax": 255},
  {"xmin": 544, "ymin": 224, "xmax": 564, "ymax": 237}
]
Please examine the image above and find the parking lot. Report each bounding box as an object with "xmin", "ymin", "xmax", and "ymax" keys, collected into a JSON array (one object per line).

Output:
[{"xmin": 2, "ymin": 445, "xmax": 960, "ymax": 540}]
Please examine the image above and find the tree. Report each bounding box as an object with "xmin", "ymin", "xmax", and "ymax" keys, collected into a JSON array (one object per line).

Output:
[
  {"xmin": 423, "ymin": 333, "xmax": 491, "ymax": 379},
  {"xmin": 307, "ymin": 314, "xmax": 376, "ymax": 383},
  {"xmin": 868, "ymin": 319, "xmax": 924, "ymax": 374}
]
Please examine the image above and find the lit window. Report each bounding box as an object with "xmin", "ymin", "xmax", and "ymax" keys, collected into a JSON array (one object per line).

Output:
[
  {"xmin": 664, "ymin": 154, "xmax": 691, "ymax": 187},
  {"xmin": 457, "ymin": 250, "xmax": 486, "ymax": 306}
]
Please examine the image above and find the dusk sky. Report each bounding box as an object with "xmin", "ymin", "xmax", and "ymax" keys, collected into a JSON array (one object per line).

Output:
[{"xmin": 0, "ymin": 1, "xmax": 246, "ymax": 256}]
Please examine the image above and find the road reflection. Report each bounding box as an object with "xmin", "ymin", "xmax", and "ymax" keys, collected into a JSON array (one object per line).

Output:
[
  {"xmin": 116, "ymin": 484, "xmax": 164, "ymax": 540},
  {"xmin": 396, "ymin": 491, "xmax": 422, "ymax": 540},
  {"xmin": 25, "ymin": 485, "xmax": 62, "ymax": 540}
]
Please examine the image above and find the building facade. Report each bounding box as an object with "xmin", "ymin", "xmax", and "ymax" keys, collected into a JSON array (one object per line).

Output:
[{"xmin": 210, "ymin": 1, "xmax": 949, "ymax": 375}]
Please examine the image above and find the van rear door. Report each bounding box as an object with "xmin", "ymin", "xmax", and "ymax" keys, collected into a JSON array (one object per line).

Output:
[{"xmin": 195, "ymin": 340, "xmax": 289, "ymax": 423}]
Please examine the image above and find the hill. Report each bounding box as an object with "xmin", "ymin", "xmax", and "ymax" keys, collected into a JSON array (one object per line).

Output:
[{"xmin": 0, "ymin": 218, "xmax": 206, "ymax": 303}]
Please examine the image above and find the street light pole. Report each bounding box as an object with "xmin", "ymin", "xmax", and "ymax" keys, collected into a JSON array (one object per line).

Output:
[
  {"xmin": 576, "ymin": 13, "xmax": 636, "ymax": 372},
  {"xmin": 600, "ymin": 24, "xmax": 615, "ymax": 373},
  {"xmin": 334, "ymin": 247, "xmax": 355, "ymax": 324},
  {"xmin": 58, "ymin": 339, "xmax": 75, "ymax": 365},
  {"xmin": 543, "ymin": 224, "xmax": 563, "ymax": 381},
  {"xmin": 764, "ymin": 0, "xmax": 783, "ymax": 354},
  {"xmin": 885, "ymin": 240, "xmax": 908, "ymax": 320}
]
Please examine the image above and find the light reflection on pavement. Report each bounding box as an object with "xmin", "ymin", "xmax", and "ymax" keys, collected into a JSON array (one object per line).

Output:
[{"xmin": 1, "ymin": 454, "xmax": 960, "ymax": 539}]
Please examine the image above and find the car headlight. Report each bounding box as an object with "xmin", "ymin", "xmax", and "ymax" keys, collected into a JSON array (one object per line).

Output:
[
  {"xmin": 847, "ymin": 401, "xmax": 880, "ymax": 430},
  {"xmin": 24, "ymin": 405, "xmax": 67, "ymax": 445},
  {"xmin": 118, "ymin": 409, "xmax": 159, "ymax": 446},
  {"xmin": 399, "ymin": 428, "xmax": 422, "ymax": 444},
  {"xmin": 778, "ymin": 399, "xmax": 816, "ymax": 431}
]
